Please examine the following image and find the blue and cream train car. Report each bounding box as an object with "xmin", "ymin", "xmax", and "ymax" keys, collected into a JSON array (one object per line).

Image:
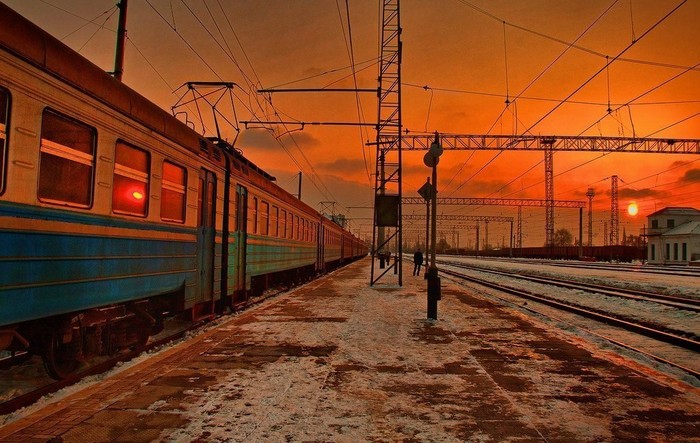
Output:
[{"xmin": 0, "ymin": 4, "xmax": 366, "ymax": 378}]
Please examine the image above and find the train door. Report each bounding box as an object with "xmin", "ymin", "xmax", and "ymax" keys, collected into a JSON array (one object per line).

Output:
[
  {"xmin": 195, "ymin": 169, "xmax": 216, "ymax": 319},
  {"xmin": 233, "ymin": 184, "xmax": 248, "ymax": 306}
]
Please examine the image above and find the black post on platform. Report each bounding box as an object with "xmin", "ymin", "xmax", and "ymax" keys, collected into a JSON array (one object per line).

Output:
[
  {"xmin": 423, "ymin": 132, "xmax": 443, "ymax": 320},
  {"xmin": 425, "ymin": 177, "xmax": 430, "ymax": 279}
]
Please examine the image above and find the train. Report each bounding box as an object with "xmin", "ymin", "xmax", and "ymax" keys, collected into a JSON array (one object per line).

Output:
[
  {"xmin": 0, "ymin": 4, "xmax": 366, "ymax": 379},
  {"xmin": 445, "ymin": 245, "xmax": 647, "ymax": 262}
]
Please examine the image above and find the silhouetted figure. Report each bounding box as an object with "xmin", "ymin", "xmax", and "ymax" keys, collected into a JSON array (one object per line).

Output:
[{"xmin": 413, "ymin": 250, "xmax": 424, "ymax": 276}]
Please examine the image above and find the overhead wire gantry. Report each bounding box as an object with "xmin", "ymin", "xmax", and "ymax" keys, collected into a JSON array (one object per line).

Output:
[{"xmin": 394, "ymin": 134, "xmax": 700, "ymax": 247}]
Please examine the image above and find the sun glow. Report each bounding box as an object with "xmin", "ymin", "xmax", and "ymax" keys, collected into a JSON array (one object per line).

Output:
[
  {"xmin": 132, "ymin": 191, "xmax": 144, "ymax": 200},
  {"xmin": 627, "ymin": 202, "xmax": 638, "ymax": 216}
]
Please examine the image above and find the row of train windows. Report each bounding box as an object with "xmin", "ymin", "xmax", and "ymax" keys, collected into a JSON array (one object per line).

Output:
[
  {"xmin": 247, "ymin": 195, "xmax": 341, "ymax": 245},
  {"xmin": 249, "ymin": 196, "xmax": 317, "ymax": 242},
  {"xmin": 0, "ymin": 87, "xmax": 187, "ymax": 223}
]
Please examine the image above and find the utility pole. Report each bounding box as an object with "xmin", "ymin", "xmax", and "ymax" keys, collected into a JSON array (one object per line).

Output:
[
  {"xmin": 297, "ymin": 171, "xmax": 302, "ymax": 200},
  {"xmin": 113, "ymin": 0, "xmax": 128, "ymax": 81},
  {"xmin": 475, "ymin": 223, "xmax": 480, "ymax": 257},
  {"xmin": 603, "ymin": 221, "xmax": 609, "ymax": 247},
  {"xmin": 484, "ymin": 220, "xmax": 489, "ymax": 251}
]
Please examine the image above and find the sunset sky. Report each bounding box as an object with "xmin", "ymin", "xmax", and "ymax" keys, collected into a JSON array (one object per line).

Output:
[{"xmin": 5, "ymin": 0, "xmax": 699, "ymax": 247}]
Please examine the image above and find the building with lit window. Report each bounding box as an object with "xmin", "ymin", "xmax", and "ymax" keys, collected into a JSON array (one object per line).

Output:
[{"xmin": 646, "ymin": 207, "xmax": 700, "ymax": 265}]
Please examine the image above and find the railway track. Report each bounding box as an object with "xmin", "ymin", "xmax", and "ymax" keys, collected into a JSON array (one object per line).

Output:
[
  {"xmin": 0, "ymin": 321, "xmax": 200, "ymax": 417},
  {"xmin": 468, "ymin": 256, "xmax": 700, "ymax": 278},
  {"xmin": 440, "ymin": 266, "xmax": 700, "ymax": 382},
  {"xmin": 440, "ymin": 260, "xmax": 700, "ymax": 312},
  {"xmin": 0, "ymin": 286, "xmax": 291, "ymax": 417}
]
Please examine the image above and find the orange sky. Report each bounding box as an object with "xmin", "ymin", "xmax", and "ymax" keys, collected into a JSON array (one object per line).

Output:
[{"xmin": 5, "ymin": 0, "xmax": 699, "ymax": 247}]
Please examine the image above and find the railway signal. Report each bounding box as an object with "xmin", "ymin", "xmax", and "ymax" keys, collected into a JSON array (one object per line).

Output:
[{"xmin": 424, "ymin": 132, "xmax": 443, "ymax": 320}]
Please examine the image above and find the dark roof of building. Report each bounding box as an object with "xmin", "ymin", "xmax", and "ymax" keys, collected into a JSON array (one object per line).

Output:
[
  {"xmin": 647, "ymin": 207, "xmax": 700, "ymax": 217},
  {"xmin": 662, "ymin": 221, "xmax": 700, "ymax": 236}
]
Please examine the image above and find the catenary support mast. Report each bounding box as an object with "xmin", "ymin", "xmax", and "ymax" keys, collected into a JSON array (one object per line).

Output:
[{"xmin": 370, "ymin": 0, "xmax": 403, "ymax": 286}]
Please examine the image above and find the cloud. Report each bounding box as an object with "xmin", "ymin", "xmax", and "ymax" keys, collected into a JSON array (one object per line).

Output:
[
  {"xmin": 238, "ymin": 129, "xmax": 279, "ymax": 150},
  {"xmin": 618, "ymin": 188, "xmax": 663, "ymax": 199},
  {"xmin": 238, "ymin": 128, "xmax": 321, "ymax": 152},
  {"xmin": 681, "ymin": 169, "xmax": 700, "ymax": 183},
  {"xmin": 317, "ymin": 158, "xmax": 369, "ymax": 174}
]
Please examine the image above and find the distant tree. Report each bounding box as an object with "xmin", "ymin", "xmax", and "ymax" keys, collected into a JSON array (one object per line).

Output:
[
  {"xmin": 436, "ymin": 238, "xmax": 451, "ymax": 253},
  {"xmin": 624, "ymin": 234, "xmax": 641, "ymax": 247},
  {"xmin": 552, "ymin": 228, "xmax": 574, "ymax": 246}
]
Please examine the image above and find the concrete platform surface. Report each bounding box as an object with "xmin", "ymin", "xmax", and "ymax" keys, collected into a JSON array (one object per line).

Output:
[{"xmin": 1, "ymin": 258, "xmax": 699, "ymax": 442}]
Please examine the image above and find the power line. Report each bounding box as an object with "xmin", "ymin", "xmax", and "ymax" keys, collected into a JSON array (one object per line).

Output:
[
  {"xmin": 337, "ymin": 0, "xmax": 373, "ymax": 190},
  {"xmin": 454, "ymin": 0, "xmax": 700, "ymax": 72},
  {"xmin": 522, "ymin": 1, "xmax": 690, "ymax": 136},
  {"xmin": 144, "ymin": 0, "xmax": 223, "ymax": 80},
  {"xmin": 403, "ymin": 83, "xmax": 700, "ymax": 108},
  {"xmin": 76, "ymin": 7, "xmax": 118, "ymax": 53},
  {"xmin": 453, "ymin": 1, "xmax": 693, "ymax": 210},
  {"xmin": 442, "ymin": 0, "xmax": 620, "ymax": 198}
]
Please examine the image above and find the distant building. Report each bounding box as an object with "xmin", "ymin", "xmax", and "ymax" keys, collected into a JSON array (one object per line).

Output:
[{"xmin": 646, "ymin": 207, "xmax": 700, "ymax": 264}]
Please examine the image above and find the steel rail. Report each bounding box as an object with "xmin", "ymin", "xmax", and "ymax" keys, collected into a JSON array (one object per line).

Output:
[
  {"xmin": 442, "ymin": 260, "xmax": 700, "ymax": 312},
  {"xmin": 0, "ymin": 285, "xmax": 291, "ymax": 416},
  {"xmin": 440, "ymin": 268, "xmax": 700, "ymax": 353},
  {"xmin": 441, "ymin": 269, "xmax": 700, "ymax": 382}
]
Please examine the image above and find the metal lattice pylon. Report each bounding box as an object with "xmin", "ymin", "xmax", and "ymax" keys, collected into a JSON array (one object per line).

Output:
[
  {"xmin": 544, "ymin": 143, "xmax": 554, "ymax": 247},
  {"xmin": 586, "ymin": 187, "xmax": 595, "ymax": 246},
  {"xmin": 370, "ymin": 0, "xmax": 402, "ymax": 286},
  {"xmin": 611, "ymin": 175, "xmax": 619, "ymax": 246}
]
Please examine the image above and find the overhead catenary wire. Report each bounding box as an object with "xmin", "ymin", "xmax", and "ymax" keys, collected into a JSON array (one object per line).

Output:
[
  {"xmin": 452, "ymin": 0, "xmax": 694, "ymax": 212},
  {"xmin": 147, "ymin": 0, "xmax": 343, "ymax": 205},
  {"xmin": 521, "ymin": 0, "xmax": 690, "ymax": 136},
  {"xmin": 336, "ymin": 0, "xmax": 373, "ymax": 190},
  {"xmin": 58, "ymin": 5, "xmax": 117, "ymax": 41},
  {"xmin": 454, "ymin": 0, "xmax": 699, "ymax": 72},
  {"xmin": 442, "ymin": 0, "xmax": 620, "ymax": 198},
  {"xmin": 402, "ymin": 83, "xmax": 700, "ymax": 108}
]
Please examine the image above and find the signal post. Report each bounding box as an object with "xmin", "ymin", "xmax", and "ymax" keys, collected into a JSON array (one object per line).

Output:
[{"xmin": 423, "ymin": 133, "xmax": 443, "ymax": 320}]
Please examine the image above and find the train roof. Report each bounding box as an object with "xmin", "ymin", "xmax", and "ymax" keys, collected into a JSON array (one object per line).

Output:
[
  {"xmin": 0, "ymin": 4, "xmax": 346, "ymax": 225},
  {"xmin": 0, "ymin": 3, "xmax": 276, "ymax": 182}
]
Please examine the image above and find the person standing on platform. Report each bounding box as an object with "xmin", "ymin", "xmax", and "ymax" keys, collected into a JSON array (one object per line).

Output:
[{"xmin": 413, "ymin": 249, "xmax": 424, "ymax": 276}]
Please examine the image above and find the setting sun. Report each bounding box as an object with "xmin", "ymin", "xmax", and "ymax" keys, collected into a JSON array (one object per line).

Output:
[
  {"xmin": 132, "ymin": 191, "xmax": 143, "ymax": 200},
  {"xmin": 627, "ymin": 202, "xmax": 639, "ymax": 217}
]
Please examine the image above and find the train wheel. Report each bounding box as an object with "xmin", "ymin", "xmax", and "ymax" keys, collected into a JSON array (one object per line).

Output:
[{"xmin": 42, "ymin": 328, "xmax": 82, "ymax": 380}]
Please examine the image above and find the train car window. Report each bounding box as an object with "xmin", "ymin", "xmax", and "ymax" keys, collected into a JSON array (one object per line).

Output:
[
  {"xmin": 232, "ymin": 191, "xmax": 238, "ymax": 231},
  {"xmin": 271, "ymin": 206, "xmax": 279, "ymax": 237},
  {"xmin": 288, "ymin": 212, "xmax": 294, "ymax": 239},
  {"xmin": 197, "ymin": 177, "xmax": 204, "ymax": 226},
  {"xmin": 38, "ymin": 109, "xmax": 96, "ymax": 208},
  {"xmin": 248, "ymin": 197, "xmax": 258, "ymax": 234},
  {"xmin": 206, "ymin": 180, "xmax": 215, "ymax": 226},
  {"xmin": 280, "ymin": 209, "xmax": 287, "ymax": 238},
  {"xmin": 161, "ymin": 161, "xmax": 187, "ymax": 223},
  {"xmin": 260, "ymin": 201, "xmax": 269, "ymax": 236},
  {"xmin": 295, "ymin": 215, "xmax": 300, "ymax": 240},
  {"xmin": 0, "ymin": 87, "xmax": 9, "ymax": 194},
  {"xmin": 112, "ymin": 141, "xmax": 149, "ymax": 217}
]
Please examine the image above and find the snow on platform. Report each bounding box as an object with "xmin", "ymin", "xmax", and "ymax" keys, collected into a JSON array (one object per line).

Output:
[{"xmin": 1, "ymin": 258, "xmax": 699, "ymax": 442}]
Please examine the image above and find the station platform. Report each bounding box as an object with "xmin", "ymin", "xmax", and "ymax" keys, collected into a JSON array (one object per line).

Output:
[{"xmin": 1, "ymin": 257, "xmax": 699, "ymax": 442}]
